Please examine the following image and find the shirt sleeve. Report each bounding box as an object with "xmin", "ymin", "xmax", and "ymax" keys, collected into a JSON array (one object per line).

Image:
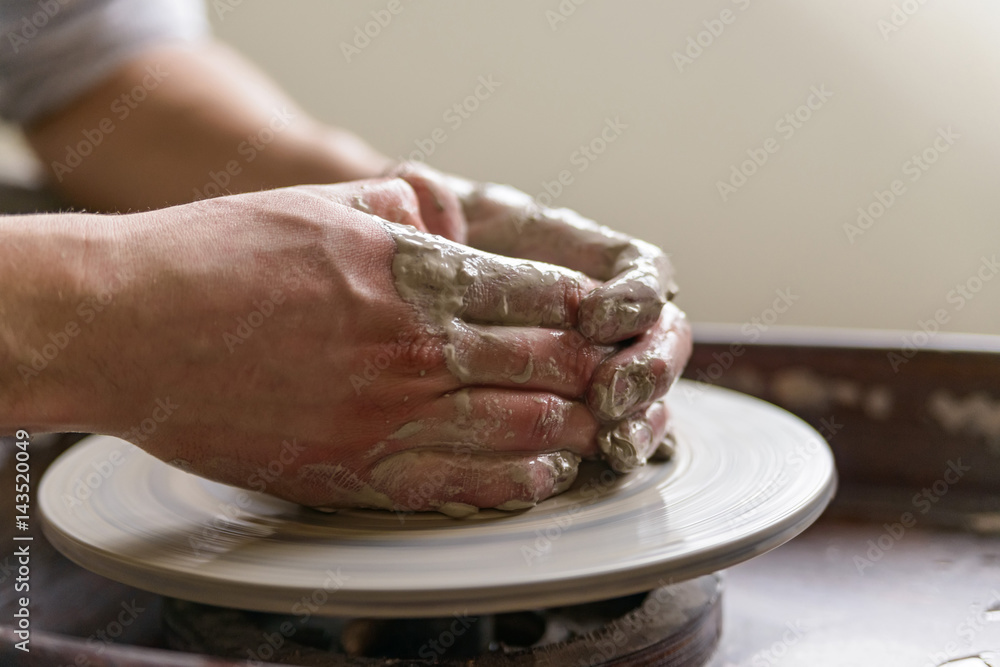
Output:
[{"xmin": 0, "ymin": 0, "xmax": 210, "ymax": 124}]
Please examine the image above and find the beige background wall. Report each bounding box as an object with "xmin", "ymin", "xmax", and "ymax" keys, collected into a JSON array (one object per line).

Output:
[
  {"xmin": 9, "ymin": 1, "xmax": 999, "ymax": 336},
  {"xmin": 208, "ymin": 0, "xmax": 1000, "ymax": 337}
]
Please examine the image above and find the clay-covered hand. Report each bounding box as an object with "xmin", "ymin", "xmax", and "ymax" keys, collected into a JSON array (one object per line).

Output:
[
  {"xmin": 385, "ymin": 163, "xmax": 692, "ymax": 471},
  {"xmin": 386, "ymin": 162, "xmax": 679, "ymax": 344},
  {"xmin": 96, "ymin": 180, "xmax": 671, "ymax": 514}
]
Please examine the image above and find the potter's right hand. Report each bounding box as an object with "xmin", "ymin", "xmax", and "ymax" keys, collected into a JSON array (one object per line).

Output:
[{"xmin": 54, "ymin": 179, "xmax": 670, "ymax": 515}]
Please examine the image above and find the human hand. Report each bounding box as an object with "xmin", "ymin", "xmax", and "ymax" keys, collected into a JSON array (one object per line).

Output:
[
  {"xmin": 385, "ymin": 163, "xmax": 692, "ymax": 469},
  {"xmin": 386, "ymin": 162, "xmax": 680, "ymax": 343},
  {"xmin": 91, "ymin": 179, "xmax": 673, "ymax": 513}
]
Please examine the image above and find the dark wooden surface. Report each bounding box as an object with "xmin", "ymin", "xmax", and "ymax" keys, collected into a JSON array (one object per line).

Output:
[{"xmin": 685, "ymin": 325, "xmax": 1000, "ymax": 524}]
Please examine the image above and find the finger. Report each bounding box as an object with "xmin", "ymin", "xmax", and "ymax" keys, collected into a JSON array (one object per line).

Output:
[
  {"xmin": 443, "ymin": 322, "xmax": 614, "ymax": 398},
  {"xmin": 377, "ymin": 388, "xmax": 601, "ymax": 459},
  {"xmin": 579, "ymin": 240, "xmax": 677, "ymax": 343},
  {"xmin": 458, "ymin": 255, "xmax": 600, "ymax": 328},
  {"xmin": 458, "ymin": 184, "xmax": 678, "ymax": 343},
  {"xmin": 463, "ymin": 184, "xmax": 623, "ymax": 278},
  {"xmin": 296, "ymin": 178, "xmax": 429, "ymax": 231},
  {"xmin": 364, "ymin": 449, "xmax": 581, "ymax": 516},
  {"xmin": 387, "ymin": 162, "xmax": 467, "ymax": 243},
  {"xmin": 598, "ymin": 399, "xmax": 670, "ymax": 474},
  {"xmin": 385, "ymin": 222, "xmax": 597, "ymax": 328},
  {"xmin": 587, "ymin": 303, "xmax": 692, "ymax": 422}
]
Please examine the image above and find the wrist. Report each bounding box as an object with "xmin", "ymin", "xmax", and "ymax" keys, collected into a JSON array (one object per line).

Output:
[{"xmin": 0, "ymin": 212, "xmax": 143, "ymax": 434}]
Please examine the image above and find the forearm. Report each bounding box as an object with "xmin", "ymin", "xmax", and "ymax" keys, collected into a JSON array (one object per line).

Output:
[
  {"xmin": 0, "ymin": 213, "xmax": 137, "ymax": 433},
  {"xmin": 25, "ymin": 42, "xmax": 391, "ymax": 212}
]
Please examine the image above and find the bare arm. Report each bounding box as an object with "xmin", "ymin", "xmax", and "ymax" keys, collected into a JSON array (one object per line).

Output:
[
  {"xmin": 1, "ymin": 181, "xmax": 678, "ymax": 509},
  {"xmin": 24, "ymin": 42, "xmax": 391, "ymax": 212},
  {"xmin": 0, "ymin": 212, "xmax": 129, "ymax": 432}
]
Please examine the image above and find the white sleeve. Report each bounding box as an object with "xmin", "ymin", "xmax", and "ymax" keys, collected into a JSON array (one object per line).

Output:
[{"xmin": 0, "ymin": 0, "xmax": 210, "ymax": 124}]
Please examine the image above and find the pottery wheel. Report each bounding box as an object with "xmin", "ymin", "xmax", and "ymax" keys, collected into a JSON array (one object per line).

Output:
[{"xmin": 39, "ymin": 381, "xmax": 836, "ymax": 618}]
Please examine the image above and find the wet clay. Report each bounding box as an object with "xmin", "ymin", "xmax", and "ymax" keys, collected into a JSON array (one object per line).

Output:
[
  {"xmin": 598, "ymin": 417, "xmax": 656, "ymax": 474},
  {"xmin": 590, "ymin": 361, "xmax": 657, "ymax": 422},
  {"xmin": 457, "ymin": 182, "xmax": 678, "ymax": 342},
  {"xmin": 346, "ymin": 448, "xmax": 579, "ymax": 517},
  {"xmin": 308, "ymin": 386, "xmax": 580, "ymax": 517},
  {"xmin": 387, "ymin": 220, "xmax": 601, "ymax": 383}
]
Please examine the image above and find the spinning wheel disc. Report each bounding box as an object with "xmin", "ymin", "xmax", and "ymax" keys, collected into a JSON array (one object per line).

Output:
[{"xmin": 39, "ymin": 382, "xmax": 836, "ymax": 617}]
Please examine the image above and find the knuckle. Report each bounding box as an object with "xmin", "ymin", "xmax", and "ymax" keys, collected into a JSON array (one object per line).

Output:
[
  {"xmin": 561, "ymin": 333, "xmax": 601, "ymax": 396},
  {"xmin": 386, "ymin": 176, "xmax": 420, "ymax": 204},
  {"xmin": 395, "ymin": 331, "xmax": 445, "ymax": 372},
  {"xmin": 560, "ymin": 275, "xmax": 585, "ymax": 321},
  {"xmin": 379, "ymin": 178, "xmax": 422, "ymax": 225}
]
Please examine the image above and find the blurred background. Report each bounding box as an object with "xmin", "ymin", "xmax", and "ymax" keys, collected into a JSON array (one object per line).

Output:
[{"xmin": 4, "ymin": 0, "xmax": 999, "ymax": 335}]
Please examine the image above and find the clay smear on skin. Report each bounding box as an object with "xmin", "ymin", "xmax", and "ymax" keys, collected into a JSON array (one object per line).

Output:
[
  {"xmin": 350, "ymin": 218, "xmax": 671, "ymax": 513},
  {"xmin": 388, "ymin": 218, "xmax": 670, "ymax": 473},
  {"xmin": 308, "ymin": 385, "xmax": 577, "ymax": 516},
  {"xmin": 386, "ymin": 220, "xmax": 582, "ymax": 384},
  {"xmin": 308, "ymin": 448, "xmax": 580, "ymax": 518},
  {"xmin": 457, "ymin": 186, "xmax": 680, "ymax": 442},
  {"xmin": 590, "ymin": 361, "xmax": 657, "ymax": 423},
  {"xmin": 363, "ymin": 449, "xmax": 580, "ymax": 518},
  {"xmin": 459, "ymin": 182, "xmax": 677, "ymax": 337},
  {"xmin": 376, "ymin": 221, "xmax": 593, "ymax": 514}
]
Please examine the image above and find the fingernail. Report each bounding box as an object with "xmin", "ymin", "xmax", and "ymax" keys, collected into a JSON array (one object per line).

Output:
[
  {"xmin": 591, "ymin": 363, "xmax": 656, "ymax": 422},
  {"xmin": 598, "ymin": 417, "xmax": 655, "ymax": 473}
]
